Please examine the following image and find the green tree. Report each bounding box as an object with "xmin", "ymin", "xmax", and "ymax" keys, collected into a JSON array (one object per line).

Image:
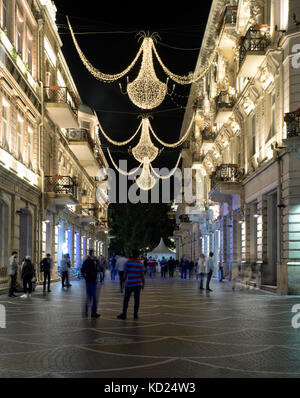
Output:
[{"xmin": 108, "ymin": 203, "xmax": 175, "ymax": 256}]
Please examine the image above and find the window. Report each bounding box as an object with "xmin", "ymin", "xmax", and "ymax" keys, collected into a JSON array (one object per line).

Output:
[
  {"xmin": 16, "ymin": 10, "xmax": 24, "ymax": 56},
  {"xmin": 1, "ymin": 99, "xmax": 9, "ymax": 148},
  {"xmin": 27, "ymin": 127, "xmax": 33, "ymax": 166},
  {"xmin": 17, "ymin": 115, "xmax": 23, "ymax": 160},
  {"xmin": 251, "ymin": 114, "xmax": 256, "ymax": 156},
  {"xmin": 27, "ymin": 29, "xmax": 33, "ymax": 73},
  {"xmin": 44, "ymin": 37, "xmax": 56, "ymax": 67},
  {"xmin": 1, "ymin": 0, "xmax": 7, "ymax": 31}
]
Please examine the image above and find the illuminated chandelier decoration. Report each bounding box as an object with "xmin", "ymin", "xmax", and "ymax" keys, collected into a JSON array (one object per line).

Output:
[
  {"xmin": 136, "ymin": 157, "xmax": 157, "ymax": 190},
  {"xmin": 107, "ymin": 147, "xmax": 182, "ymax": 191},
  {"xmin": 67, "ymin": 18, "xmax": 221, "ymax": 109},
  {"xmin": 132, "ymin": 117, "xmax": 159, "ymax": 163},
  {"xmin": 98, "ymin": 113, "xmax": 195, "ymax": 152},
  {"xmin": 127, "ymin": 34, "xmax": 168, "ymax": 109}
]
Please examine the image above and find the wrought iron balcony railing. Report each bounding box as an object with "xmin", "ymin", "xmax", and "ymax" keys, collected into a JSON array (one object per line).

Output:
[
  {"xmin": 216, "ymin": 6, "xmax": 237, "ymax": 36},
  {"xmin": 284, "ymin": 110, "xmax": 300, "ymax": 138},
  {"xmin": 45, "ymin": 176, "xmax": 79, "ymax": 198},
  {"xmin": 44, "ymin": 86, "xmax": 79, "ymax": 116},
  {"xmin": 216, "ymin": 90, "xmax": 235, "ymax": 111},
  {"xmin": 239, "ymin": 26, "xmax": 271, "ymax": 68},
  {"xmin": 67, "ymin": 128, "xmax": 95, "ymax": 149},
  {"xmin": 210, "ymin": 164, "xmax": 244, "ymax": 190}
]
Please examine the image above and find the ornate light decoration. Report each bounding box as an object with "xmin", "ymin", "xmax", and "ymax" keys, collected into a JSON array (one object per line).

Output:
[
  {"xmin": 68, "ymin": 18, "xmax": 222, "ymax": 108},
  {"xmin": 67, "ymin": 17, "xmax": 143, "ymax": 83},
  {"xmin": 127, "ymin": 34, "xmax": 168, "ymax": 110},
  {"xmin": 136, "ymin": 157, "xmax": 157, "ymax": 190},
  {"xmin": 97, "ymin": 113, "xmax": 195, "ymax": 152},
  {"xmin": 132, "ymin": 117, "xmax": 159, "ymax": 162}
]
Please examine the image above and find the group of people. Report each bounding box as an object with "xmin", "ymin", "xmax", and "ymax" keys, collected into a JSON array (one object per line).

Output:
[
  {"xmin": 81, "ymin": 249, "xmax": 144, "ymax": 320},
  {"xmin": 7, "ymin": 251, "xmax": 53, "ymax": 298},
  {"xmin": 145, "ymin": 256, "xmax": 178, "ymax": 278},
  {"xmin": 6, "ymin": 248, "xmax": 217, "ymax": 321}
]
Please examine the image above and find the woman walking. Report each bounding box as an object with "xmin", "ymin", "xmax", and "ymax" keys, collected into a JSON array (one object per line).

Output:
[{"xmin": 21, "ymin": 256, "xmax": 35, "ymax": 298}]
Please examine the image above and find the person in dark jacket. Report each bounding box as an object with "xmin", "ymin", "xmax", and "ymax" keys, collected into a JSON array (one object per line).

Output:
[
  {"xmin": 21, "ymin": 256, "xmax": 35, "ymax": 299},
  {"xmin": 40, "ymin": 254, "xmax": 52, "ymax": 292},
  {"xmin": 81, "ymin": 250, "xmax": 100, "ymax": 318}
]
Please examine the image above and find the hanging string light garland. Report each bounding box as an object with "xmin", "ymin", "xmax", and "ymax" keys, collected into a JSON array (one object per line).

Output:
[
  {"xmin": 67, "ymin": 16, "xmax": 143, "ymax": 83},
  {"xmin": 106, "ymin": 147, "xmax": 142, "ymax": 176},
  {"xmin": 68, "ymin": 18, "xmax": 220, "ymax": 107},
  {"xmin": 97, "ymin": 114, "xmax": 194, "ymax": 154},
  {"xmin": 98, "ymin": 119, "xmax": 142, "ymax": 146},
  {"xmin": 152, "ymin": 41, "xmax": 219, "ymax": 85},
  {"xmin": 148, "ymin": 113, "xmax": 195, "ymax": 148},
  {"xmin": 150, "ymin": 153, "xmax": 182, "ymax": 180}
]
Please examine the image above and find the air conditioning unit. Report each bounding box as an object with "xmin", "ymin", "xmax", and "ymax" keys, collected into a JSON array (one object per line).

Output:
[{"xmin": 69, "ymin": 130, "xmax": 78, "ymax": 140}]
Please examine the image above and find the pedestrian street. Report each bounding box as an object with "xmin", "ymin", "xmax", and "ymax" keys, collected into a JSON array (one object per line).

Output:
[{"xmin": 0, "ymin": 277, "xmax": 300, "ymax": 378}]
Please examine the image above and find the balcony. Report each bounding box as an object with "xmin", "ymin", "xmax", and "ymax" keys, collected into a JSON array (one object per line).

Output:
[
  {"xmin": 210, "ymin": 164, "xmax": 244, "ymax": 195},
  {"xmin": 44, "ymin": 86, "xmax": 79, "ymax": 128},
  {"xmin": 67, "ymin": 128, "xmax": 100, "ymax": 177},
  {"xmin": 78, "ymin": 206, "xmax": 98, "ymax": 224},
  {"xmin": 217, "ymin": 6, "xmax": 237, "ymax": 48},
  {"xmin": 238, "ymin": 25, "xmax": 271, "ymax": 78},
  {"xmin": 215, "ymin": 91, "xmax": 235, "ymax": 123},
  {"xmin": 45, "ymin": 176, "xmax": 79, "ymax": 206},
  {"xmin": 283, "ymin": 109, "xmax": 300, "ymax": 158}
]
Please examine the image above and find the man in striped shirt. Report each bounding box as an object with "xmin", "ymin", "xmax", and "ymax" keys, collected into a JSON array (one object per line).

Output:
[{"xmin": 117, "ymin": 249, "xmax": 145, "ymax": 320}]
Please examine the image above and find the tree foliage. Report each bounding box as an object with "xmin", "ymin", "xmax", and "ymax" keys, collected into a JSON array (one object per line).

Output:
[{"xmin": 108, "ymin": 203, "xmax": 175, "ymax": 256}]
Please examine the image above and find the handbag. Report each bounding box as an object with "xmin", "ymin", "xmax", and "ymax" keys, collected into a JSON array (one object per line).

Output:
[{"xmin": 31, "ymin": 276, "xmax": 36, "ymax": 283}]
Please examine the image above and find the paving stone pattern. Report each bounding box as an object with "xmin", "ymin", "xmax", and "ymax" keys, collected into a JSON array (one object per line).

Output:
[{"xmin": 0, "ymin": 276, "xmax": 300, "ymax": 378}]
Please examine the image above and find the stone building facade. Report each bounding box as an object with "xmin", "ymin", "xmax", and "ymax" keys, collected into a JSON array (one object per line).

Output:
[
  {"xmin": 0, "ymin": 0, "xmax": 109, "ymax": 290},
  {"xmin": 174, "ymin": 0, "xmax": 300, "ymax": 294}
]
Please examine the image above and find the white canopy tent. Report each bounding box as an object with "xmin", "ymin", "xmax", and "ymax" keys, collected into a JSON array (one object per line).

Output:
[{"xmin": 147, "ymin": 237, "xmax": 176, "ymax": 261}]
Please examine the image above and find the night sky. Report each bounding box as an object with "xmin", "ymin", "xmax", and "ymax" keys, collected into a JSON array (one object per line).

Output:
[{"xmin": 55, "ymin": 1, "xmax": 212, "ymax": 173}]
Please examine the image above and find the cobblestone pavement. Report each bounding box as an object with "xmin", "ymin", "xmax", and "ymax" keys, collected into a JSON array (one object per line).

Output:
[{"xmin": 0, "ymin": 276, "xmax": 300, "ymax": 378}]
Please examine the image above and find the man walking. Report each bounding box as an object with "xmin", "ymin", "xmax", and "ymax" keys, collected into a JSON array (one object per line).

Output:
[
  {"xmin": 40, "ymin": 253, "xmax": 52, "ymax": 292},
  {"xmin": 8, "ymin": 251, "xmax": 18, "ymax": 297},
  {"xmin": 117, "ymin": 249, "xmax": 145, "ymax": 320},
  {"xmin": 206, "ymin": 252, "xmax": 215, "ymax": 292},
  {"xmin": 81, "ymin": 249, "xmax": 100, "ymax": 318},
  {"xmin": 61, "ymin": 253, "xmax": 72, "ymax": 288},
  {"xmin": 110, "ymin": 256, "xmax": 116, "ymax": 280},
  {"xmin": 115, "ymin": 255, "xmax": 128, "ymax": 293}
]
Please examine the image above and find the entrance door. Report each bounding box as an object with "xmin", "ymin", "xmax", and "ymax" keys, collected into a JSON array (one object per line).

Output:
[
  {"xmin": 265, "ymin": 192, "xmax": 277, "ymax": 285},
  {"xmin": 19, "ymin": 208, "xmax": 32, "ymax": 261}
]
